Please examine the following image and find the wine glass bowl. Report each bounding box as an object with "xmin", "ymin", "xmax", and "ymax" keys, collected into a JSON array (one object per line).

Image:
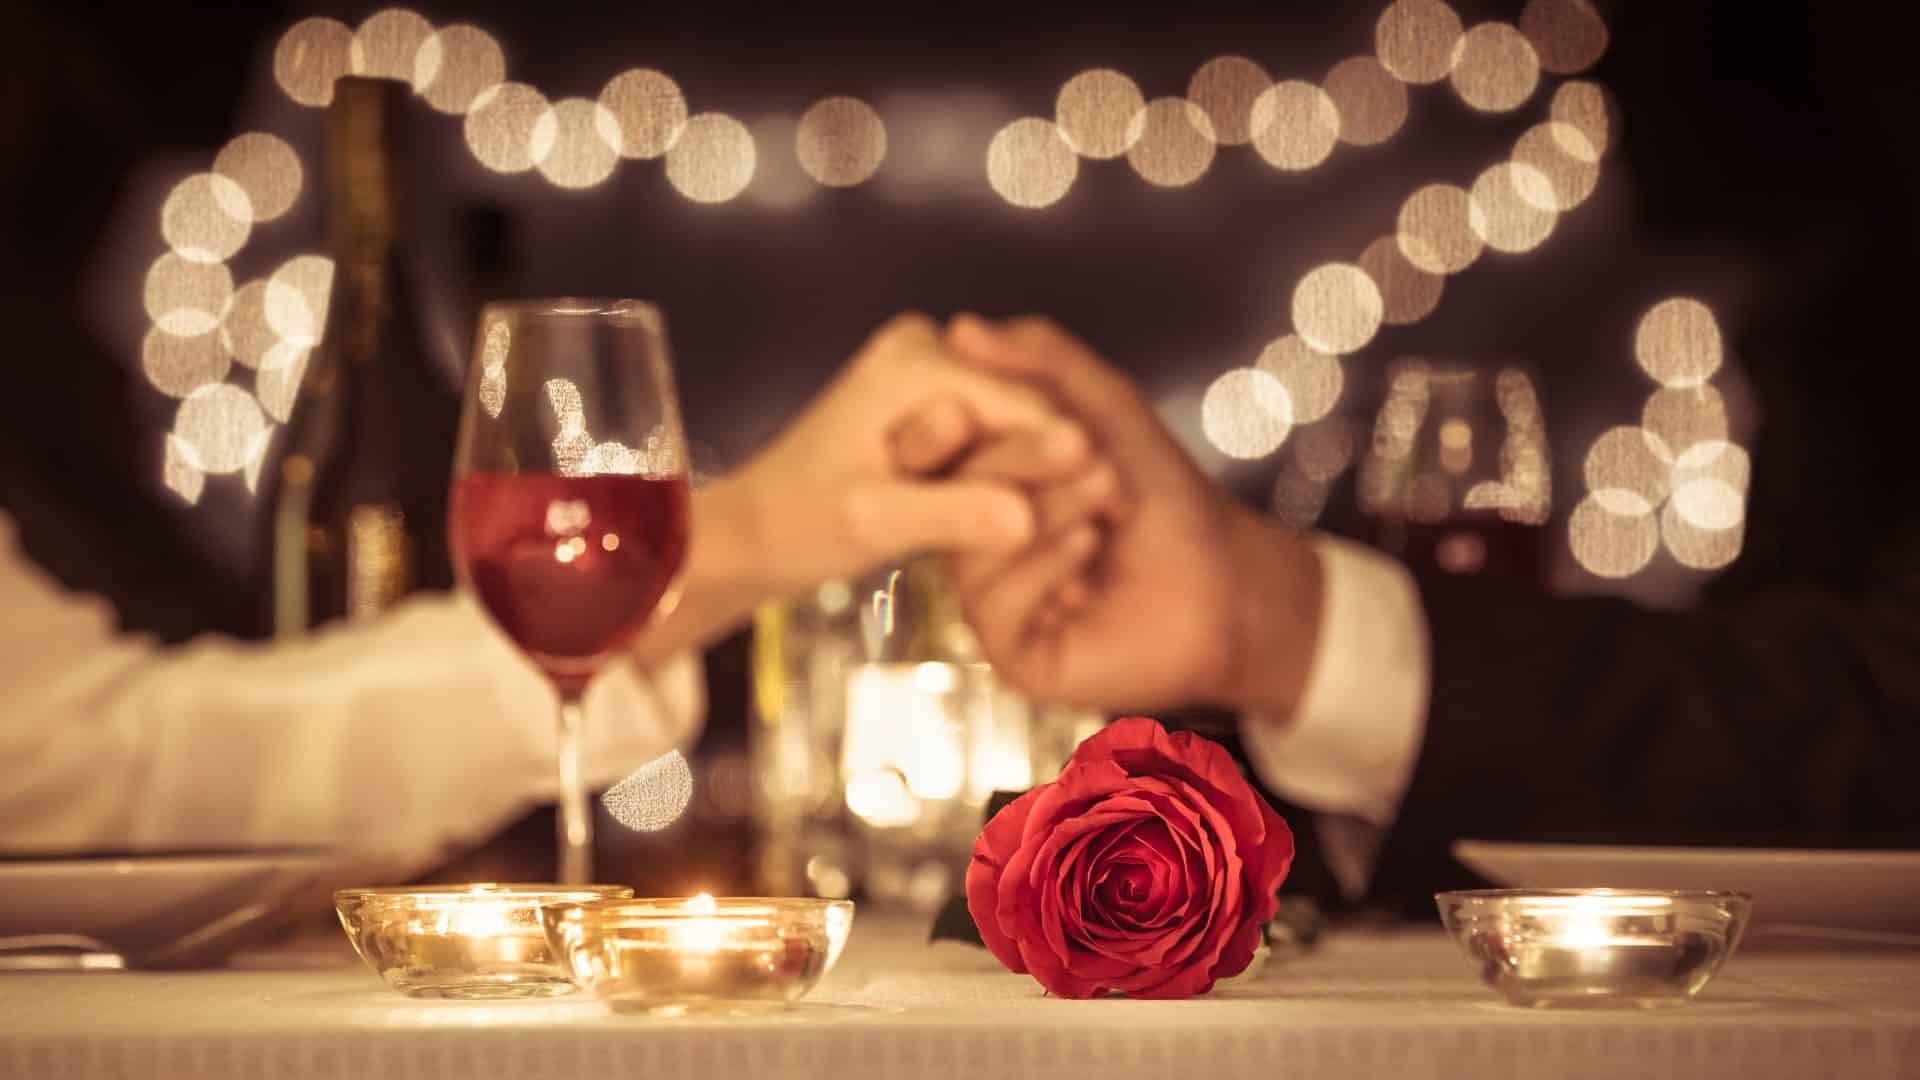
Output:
[
  {"xmin": 1355, "ymin": 358, "xmax": 1552, "ymax": 580},
  {"xmin": 450, "ymin": 299, "xmax": 692, "ymax": 883}
]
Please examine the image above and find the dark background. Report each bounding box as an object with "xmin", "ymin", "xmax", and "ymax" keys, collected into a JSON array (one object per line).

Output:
[{"xmin": 4, "ymin": 0, "xmax": 1909, "ymax": 894}]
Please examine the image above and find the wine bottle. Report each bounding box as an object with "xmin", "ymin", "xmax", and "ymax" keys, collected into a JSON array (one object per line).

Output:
[{"xmin": 270, "ymin": 77, "xmax": 461, "ymax": 635}]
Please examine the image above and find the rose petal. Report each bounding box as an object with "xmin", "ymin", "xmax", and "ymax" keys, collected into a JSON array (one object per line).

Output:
[
  {"xmin": 1242, "ymin": 798, "xmax": 1297, "ymax": 927},
  {"xmin": 1085, "ymin": 720, "xmax": 1271, "ymax": 862},
  {"xmin": 1206, "ymin": 908, "xmax": 1268, "ymax": 984},
  {"xmin": 996, "ymin": 760, "xmax": 1131, "ymax": 952},
  {"xmin": 1015, "ymin": 936, "xmax": 1105, "ymax": 999},
  {"xmin": 1068, "ymin": 716, "xmax": 1164, "ymax": 767},
  {"xmin": 967, "ymin": 786, "xmax": 1048, "ymax": 974}
]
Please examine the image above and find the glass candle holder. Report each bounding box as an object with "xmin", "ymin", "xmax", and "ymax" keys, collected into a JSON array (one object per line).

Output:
[
  {"xmin": 541, "ymin": 895, "xmax": 855, "ymax": 1015},
  {"xmin": 1437, "ymin": 888, "xmax": 1751, "ymax": 1008},
  {"xmin": 335, "ymin": 884, "xmax": 632, "ymax": 998}
]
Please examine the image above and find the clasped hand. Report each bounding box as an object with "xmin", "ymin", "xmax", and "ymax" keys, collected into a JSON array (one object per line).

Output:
[{"xmin": 668, "ymin": 311, "xmax": 1323, "ymax": 721}]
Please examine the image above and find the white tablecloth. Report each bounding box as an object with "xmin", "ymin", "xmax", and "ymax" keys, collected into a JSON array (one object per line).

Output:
[{"xmin": 3, "ymin": 917, "xmax": 1918, "ymax": 1079}]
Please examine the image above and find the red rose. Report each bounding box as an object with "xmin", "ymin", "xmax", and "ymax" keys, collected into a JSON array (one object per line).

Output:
[{"xmin": 965, "ymin": 717, "xmax": 1294, "ymax": 999}]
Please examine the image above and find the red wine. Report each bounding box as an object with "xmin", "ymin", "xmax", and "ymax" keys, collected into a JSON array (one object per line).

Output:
[
  {"xmin": 1364, "ymin": 515, "xmax": 1548, "ymax": 581},
  {"xmin": 452, "ymin": 472, "xmax": 690, "ymax": 693}
]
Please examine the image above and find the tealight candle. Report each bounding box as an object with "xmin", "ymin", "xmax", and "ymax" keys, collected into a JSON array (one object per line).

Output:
[
  {"xmin": 542, "ymin": 895, "xmax": 855, "ymax": 1014},
  {"xmin": 1437, "ymin": 888, "xmax": 1750, "ymax": 1008},
  {"xmin": 335, "ymin": 884, "xmax": 632, "ymax": 999}
]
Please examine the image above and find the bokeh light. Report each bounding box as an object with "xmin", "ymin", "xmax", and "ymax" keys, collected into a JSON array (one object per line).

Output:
[
  {"xmin": 1249, "ymin": 80, "xmax": 1341, "ymax": 171},
  {"xmin": 265, "ymin": 254, "xmax": 335, "ymax": 347},
  {"xmin": 665, "ymin": 113, "xmax": 757, "ymax": 204},
  {"xmin": 163, "ymin": 435, "xmax": 206, "ymax": 505},
  {"xmin": 1469, "ymin": 162, "xmax": 1558, "ymax": 253},
  {"xmin": 1671, "ymin": 476, "xmax": 1745, "ymax": 531},
  {"xmin": 255, "ymin": 344, "xmax": 310, "ymax": 423},
  {"xmin": 1359, "ymin": 234, "xmax": 1444, "ymax": 324},
  {"xmin": 1125, "ymin": 98, "xmax": 1216, "ymax": 188},
  {"xmin": 1323, "ymin": 56, "xmax": 1408, "ymax": 147},
  {"xmin": 464, "ymin": 82, "xmax": 554, "ymax": 174},
  {"xmin": 1449, "ymin": 23, "xmax": 1540, "ymax": 113},
  {"xmin": 600, "ymin": 69, "xmax": 688, "ymax": 160},
  {"xmin": 1569, "ymin": 492, "xmax": 1659, "ymax": 578},
  {"xmin": 1672, "ymin": 439, "xmax": 1750, "ymax": 497},
  {"xmin": 1641, "ymin": 384, "xmax": 1728, "ymax": 461},
  {"xmin": 1635, "ymin": 297, "xmax": 1723, "ymax": 387},
  {"xmin": 1519, "ymin": 0, "xmax": 1610, "ymax": 75},
  {"xmin": 1294, "ymin": 421, "xmax": 1357, "ymax": 482},
  {"xmin": 145, "ymin": 253, "xmax": 234, "ymax": 337},
  {"xmin": 1187, "ymin": 56, "xmax": 1271, "ymax": 146},
  {"xmin": 1397, "ymin": 183, "xmax": 1483, "ymax": 274},
  {"xmin": 602, "ymin": 750, "xmax": 695, "ymax": 833},
  {"xmin": 1510, "ymin": 122, "xmax": 1600, "ymax": 211},
  {"xmin": 212, "ymin": 133, "xmax": 302, "ymax": 223},
  {"xmin": 274, "ymin": 17, "xmax": 354, "ymax": 107},
  {"xmin": 220, "ymin": 280, "xmax": 279, "ymax": 369},
  {"xmin": 1583, "ymin": 425, "xmax": 1672, "ymax": 509},
  {"xmin": 986, "ymin": 118, "xmax": 1078, "ymax": 209},
  {"xmin": 1661, "ymin": 500, "xmax": 1744, "ymax": 570},
  {"xmin": 1271, "ymin": 467, "xmax": 1332, "ymax": 528},
  {"xmin": 141, "ymin": 326, "xmax": 232, "ymax": 399},
  {"xmin": 1375, "ymin": 0, "xmax": 1464, "ymax": 85},
  {"xmin": 414, "ymin": 24, "xmax": 506, "ymax": 115},
  {"xmin": 1202, "ymin": 368, "xmax": 1294, "ymax": 460},
  {"xmin": 1256, "ymin": 335, "xmax": 1343, "ymax": 424},
  {"xmin": 796, "ymin": 96, "xmax": 888, "ymax": 188},
  {"xmin": 1292, "ymin": 263, "xmax": 1384, "ymax": 355},
  {"xmin": 1589, "ymin": 486, "xmax": 1654, "ymax": 518},
  {"xmin": 1551, "ymin": 81, "xmax": 1613, "ymax": 161},
  {"xmin": 160, "ymin": 173, "xmax": 252, "ymax": 264},
  {"xmin": 532, "ymin": 98, "xmax": 621, "ymax": 190},
  {"xmin": 174, "ymin": 384, "xmax": 270, "ymax": 475},
  {"xmin": 1055, "ymin": 69, "xmax": 1145, "ymax": 160},
  {"xmin": 349, "ymin": 8, "xmax": 434, "ymax": 87}
]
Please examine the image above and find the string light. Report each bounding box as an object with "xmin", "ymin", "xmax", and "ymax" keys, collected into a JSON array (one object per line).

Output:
[
  {"xmin": 795, "ymin": 96, "xmax": 888, "ymax": 188},
  {"xmin": 1186, "ymin": 56, "xmax": 1271, "ymax": 146},
  {"xmin": 155, "ymin": 0, "xmax": 1619, "ymax": 504},
  {"xmin": 665, "ymin": 113, "xmax": 757, "ymax": 204},
  {"xmin": 1571, "ymin": 300, "xmax": 1748, "ymax": 579},
  {"xmin": 1055, "ymin": 69, "xmax": 1146, "ymax": 160},
  {"xmin": 1125, "ymin": 98, "xmax": 1217, "ymax": 188},
  {"xmin": 987, "ymin": 118, "xmax": 1077, "ymax": 209}
]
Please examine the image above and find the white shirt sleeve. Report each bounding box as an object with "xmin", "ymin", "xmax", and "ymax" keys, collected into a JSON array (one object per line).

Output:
[
  {"xmin": 0, "ymin": 512, "xmax": 703, "ymax": 865},
  {"xmin": 1239, "ymin": 534, "xmax": 1430, "ymax": 899}
]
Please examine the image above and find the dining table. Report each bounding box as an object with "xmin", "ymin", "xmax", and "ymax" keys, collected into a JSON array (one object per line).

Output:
[{"xmin": 2, "ymin": 913, "xmax": 1917, "ymax": 1079}]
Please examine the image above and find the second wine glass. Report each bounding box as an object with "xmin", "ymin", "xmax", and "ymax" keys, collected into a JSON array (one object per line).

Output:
[{"xmin": 449, "ymin": 299, "xmax": 692, "ymax": 884}]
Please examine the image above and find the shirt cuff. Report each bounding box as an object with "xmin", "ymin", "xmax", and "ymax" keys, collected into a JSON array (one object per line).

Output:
[{"xmin": 1241, "ymin": 533, "xmax": 1430, "ymax": 832}]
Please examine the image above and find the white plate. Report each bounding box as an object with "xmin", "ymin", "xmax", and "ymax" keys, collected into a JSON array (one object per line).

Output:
[
  {"xmin": 0, "ymin": 849, "xmax": 342, "ymax": 966},
  {"xmin": 1453, "ymin": 840, "xmax": 1920, "ymax": 933}
]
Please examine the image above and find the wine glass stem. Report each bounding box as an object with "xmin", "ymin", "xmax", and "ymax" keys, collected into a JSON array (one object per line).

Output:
[{"xmin": 556, "ymin": 695, "xmax": 592, "ymax": 885}]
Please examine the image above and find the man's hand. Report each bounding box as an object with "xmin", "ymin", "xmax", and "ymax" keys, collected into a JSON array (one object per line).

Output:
[{"xmin": 939, "ymin": 315, "xmax": 1328, "ymax": 717}]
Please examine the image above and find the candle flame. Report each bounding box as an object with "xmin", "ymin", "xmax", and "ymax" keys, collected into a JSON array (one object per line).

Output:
[{"xmin": 689, "ymin": 892, "xmax": 717, "ymax": 915}]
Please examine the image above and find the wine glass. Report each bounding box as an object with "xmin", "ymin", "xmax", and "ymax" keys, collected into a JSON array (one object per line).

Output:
[
  {"xmin": 449, "ymin": 299, "xmax": 692, "ymax": 884},
  {"xmin": 1353, "ymin": 357, "xmax": 1552, "ymax": 580}
]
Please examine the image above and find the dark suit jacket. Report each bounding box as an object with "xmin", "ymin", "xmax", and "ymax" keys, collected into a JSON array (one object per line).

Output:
[{"xmin": 1350, "ymin": 3, "xmax": 1920, "ymax": 913}]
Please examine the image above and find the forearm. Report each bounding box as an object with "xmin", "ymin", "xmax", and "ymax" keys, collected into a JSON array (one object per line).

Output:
[
  {"xmin": 1, "ymin": 594, "xmax": 703, "ymax": 854},
  {"xmin": 1223, "ymin": 503, "xmax": 1327, "ymax": 720}
]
